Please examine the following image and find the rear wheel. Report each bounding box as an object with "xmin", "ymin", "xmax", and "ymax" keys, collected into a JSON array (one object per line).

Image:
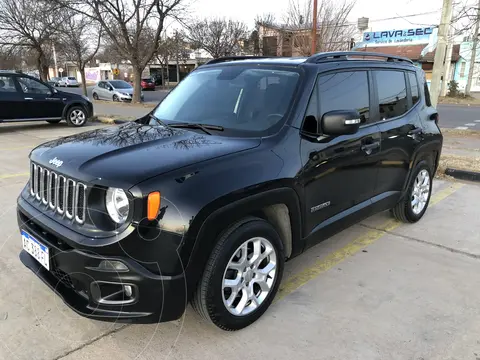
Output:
[
  {"xmin": 66, "ymin": 106, "xmax": 87, "ymax": 127},
  {"xmin": 192, "ymin": 217, "xmax": 284, "ymax": 331},
  {"xmin": 92, "ymin": 92, "xmax": 99, "ymax": 100},
  {"xmin": 392, "ymin": 163, "xmax": 433, "ymax": 223},
  {"xmin": 46, "ymin": 120, "xmax": 61, "ymax": 124}
]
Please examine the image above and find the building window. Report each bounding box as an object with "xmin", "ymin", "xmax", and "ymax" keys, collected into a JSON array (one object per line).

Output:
[{"xmin": 460, "ymin": 62, "xmax": 466, "ymax": 77}]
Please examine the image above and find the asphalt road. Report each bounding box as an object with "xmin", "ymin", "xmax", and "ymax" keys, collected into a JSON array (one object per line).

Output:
[
  {"xmin": 437, "ymin": 104, "xmax": 480, "ymax": 130},
  {"xmin": 60, "ymin": 85, "xmax": 168, "ymax": 104},
  {"xmin": 61, "ymin": 87, "xmax": 480, "ymax": 130}
]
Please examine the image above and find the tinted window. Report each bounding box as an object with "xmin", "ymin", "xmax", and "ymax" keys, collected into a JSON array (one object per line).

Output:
[
  {"xmin": 375, "ymin": 71, "xmax": 408, "ymax": 120},
  {"xmin": 318, "ymin": 71, "xmax": 370, "ymax": 124},
  {"xmin": 68, "ymin": 77, "xmax": 76, "ymax": 80},
  {"xmin": 152, "ymin": 67, "xmax": 300, "ymax": 134},
  {"xmin": 0, "ymin": 75, "xmax": 17, "ymax": 93},
  {"xmin": 408, "ymin": 72, "xmax": 419, "ymax": 105},
  {"xmin": 109, "ymin": 80, "xmax": 132, "ymax": 89},
  {"xmin": 17, "ymin": 77, "xmax": 51, "ymax": 95}
]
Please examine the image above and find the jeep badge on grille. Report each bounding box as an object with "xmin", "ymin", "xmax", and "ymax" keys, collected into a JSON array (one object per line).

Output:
[{"xmin": 48, "ymin": 157, "xmax": 63, "ymax": 168}]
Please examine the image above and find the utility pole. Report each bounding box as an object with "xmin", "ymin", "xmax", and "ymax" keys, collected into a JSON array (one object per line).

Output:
[
  {"xmin": 430, "ymin": 0, "xmax": 454, "ymax": 107},
  {"xmin": 466, "ymin": 0, "xmax": 480, "ymax": 97},
  {"xmin": 441, "ymin": 27, "xmax": 454, "ymax": 97},
  {"xmin": 311, "ymin": 0, "xmax": 318, "ymax": 55}
]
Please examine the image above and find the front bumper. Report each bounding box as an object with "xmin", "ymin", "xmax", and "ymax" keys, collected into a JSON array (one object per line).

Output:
[
  {"xmin": 118, "ymin": 94, "xmax": 144, "ymax": 102},
  {"xmin": 17, "ymin": 199, "xmax": 187, "ymax": 324}
]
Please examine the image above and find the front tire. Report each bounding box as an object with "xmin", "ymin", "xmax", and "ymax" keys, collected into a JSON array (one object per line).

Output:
[
  {"xmin": 192, "ymin": 217, "xmax": 284, "ymax": 331},
  {"xmin": 113, "ymin": 94, "xmax": 119, "ymax": 102},
  {"xmin": 66, "ymin": 106, "xmax": 87, "ymax": 127},
  {"xmin": 392, "ymin": 163, "xmax": 433, "ymax": 223}
]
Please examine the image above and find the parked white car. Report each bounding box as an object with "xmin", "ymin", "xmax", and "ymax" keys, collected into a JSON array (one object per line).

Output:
[{"xmin": 58, "ymin": 77, "xmax": 79, "ymax": 87}]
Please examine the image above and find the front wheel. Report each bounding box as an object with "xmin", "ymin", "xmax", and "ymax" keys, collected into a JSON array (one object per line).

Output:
[
  {"xmin": 392, "ymin": 163, "xmax": 433, "ymax": 223},
  {"xmin": 192, "ymin": 217, "xmax": 284, "ymax": 331},
  {"xmin": 113, "ymin": 94, "xmax": 119, "ymax": 102},
  {"xmin": 66, "ymin": 106, "xmax": 87, "ymax": 127}
]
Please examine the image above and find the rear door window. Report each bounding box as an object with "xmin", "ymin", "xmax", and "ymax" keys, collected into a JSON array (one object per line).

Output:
[
  {"xmin": 374, "ymin": 70, "xmax": 408, "ymax": 120},
  {"xmin": 408, "ymin": 72, "xmax": 419, "ymax": 105}
]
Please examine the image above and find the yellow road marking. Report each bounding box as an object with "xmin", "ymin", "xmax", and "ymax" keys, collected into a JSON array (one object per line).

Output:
[
  {"xmin": 275, "ymin": 182, "xmax": 465, "ymax": 302},
  {"xmin": 0, "ymin": 172, "xmax": 29, "ymax": 179}
]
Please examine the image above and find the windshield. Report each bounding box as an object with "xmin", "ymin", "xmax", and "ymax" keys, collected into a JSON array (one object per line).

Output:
[
  {"xmin": 110, "ymin": 80, "xmax": 132, "ymax": 89},
  {"xmin": 151, "ymin": 66, "xmax": 300, "ymax": 134}
]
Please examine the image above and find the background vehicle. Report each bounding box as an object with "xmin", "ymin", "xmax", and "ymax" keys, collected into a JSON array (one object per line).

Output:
[
  {"xmin": 18, "ymin": 53, "xmax": 441, "ymax": 331},
  {"xmin": 92, "ymin": 80, "xmax": 144, "ymax": 102},
  {"xmin": 47, "ymin": 77, "xmax": 60, "ymax": 87},
  {"xmin": 0, "ymin": 72, "xmax": 92, "ymax": 126},
  {"xmin": 58, "ymin": 76, "xmax": 79, "ymax": 87},
  {"xmin": 141, "ymin": 78, "xmax": 156, "ymax": 90}
]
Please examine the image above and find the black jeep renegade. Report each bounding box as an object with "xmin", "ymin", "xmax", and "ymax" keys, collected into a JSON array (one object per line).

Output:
[{"xmin": 18, "ymin": 52, "xmax": 442, "ymax": 330}]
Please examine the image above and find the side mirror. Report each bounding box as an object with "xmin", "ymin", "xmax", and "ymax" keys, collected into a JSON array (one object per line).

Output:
[{"xmin": 321, "ymin": 110, "xmax": 362, "ymax": 136}]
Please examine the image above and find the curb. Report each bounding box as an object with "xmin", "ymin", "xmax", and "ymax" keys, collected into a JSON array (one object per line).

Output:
[{"xmin": 445, "ymin": 168, "xmax": 480, "ymax": 182}]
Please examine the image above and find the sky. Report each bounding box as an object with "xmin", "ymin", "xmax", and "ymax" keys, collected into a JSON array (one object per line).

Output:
[{"xmin": 188, "ymin": 0, "xmax": 445, "ymax": 31}]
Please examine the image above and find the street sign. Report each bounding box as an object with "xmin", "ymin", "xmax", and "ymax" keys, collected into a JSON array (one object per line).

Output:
[
  {"xmin": 58, "ymin": 67, "xmax": 64, "ymax": 73},
  {"xmin": 113, "ymin": 68, "xmax": 120, "ymax": 76}
]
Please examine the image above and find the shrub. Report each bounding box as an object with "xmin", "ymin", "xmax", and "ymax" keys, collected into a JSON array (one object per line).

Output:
[{"xmin": 447, "ymin": 80, "xmax": 460, "ymax": 97}]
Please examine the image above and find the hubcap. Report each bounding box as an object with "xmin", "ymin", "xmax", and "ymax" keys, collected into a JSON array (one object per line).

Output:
[
  {"xmin": 411, "ymin": 169, "xmax": 430, "ymax": 215},
  {"xmin": 69, "ymin": 109, "xmax": 85, "ymax": 125},
  {"xmin": 222, "ymin": 237, "xmax": 277, "ymax": 316}
]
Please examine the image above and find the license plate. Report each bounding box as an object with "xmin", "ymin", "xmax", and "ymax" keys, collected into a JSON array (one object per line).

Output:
[{"xmin": 21, "ymin": 230, "xmax": 50, "ymax": 270}]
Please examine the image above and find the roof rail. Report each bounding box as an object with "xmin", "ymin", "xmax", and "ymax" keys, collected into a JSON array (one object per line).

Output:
[
  {"xmin": 205, "ymin": 56, "xmax": 272, "ymax": 65},
  {"xmin": 305, "ymin": 51, "xmax": 413, "ymax": 65}
]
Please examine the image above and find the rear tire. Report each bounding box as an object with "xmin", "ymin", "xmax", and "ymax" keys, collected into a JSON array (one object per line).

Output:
[
  {"xmin": 192, "ymin": 217, "xmax": 284, "ymax": 331},
  {"xmin": 392, "ymin": 162, "xmax": 433, "ymax": 223},
  {"xmin": 46, "ymin": 120, "xmax": 61, "ymax": 124},
  {"xmin": 92, "ymin": 92, "xmax": 99, "ymax": 100},
  {"xmin": 66, "ymin": 106, "xmax": 87, "ymax": 127}
]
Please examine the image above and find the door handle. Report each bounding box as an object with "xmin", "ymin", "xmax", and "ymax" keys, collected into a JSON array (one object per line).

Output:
[
  {"xmin": 24, "ymin": 97, "xmax": 33, "ymax": 100},
  {"xmin": 408, "ymin": 128, "xmax": 423, "ymax": 135},
  {"xmin": 361, "ymin": 141, "xmax": 380, "ymax": 154}
]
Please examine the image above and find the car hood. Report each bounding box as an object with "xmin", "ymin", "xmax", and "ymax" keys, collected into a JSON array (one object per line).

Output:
[{"xmin": 29, "ymin": 122, "xmax": 261, "ymax": 189}]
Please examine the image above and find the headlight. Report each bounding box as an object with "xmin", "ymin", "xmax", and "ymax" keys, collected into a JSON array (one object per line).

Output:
[
  {"xmin": 121, "ymin": 92, "xmax": 130, "ymax": 96},
  {"xmin": 105, "ymin": 187, "xmax": 129, "ymax": 224}
]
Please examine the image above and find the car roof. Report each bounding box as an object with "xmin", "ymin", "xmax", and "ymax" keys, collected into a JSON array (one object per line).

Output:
[{"xmin": 201, "ymin": 52, "xmax": 417, "ymax": 70}]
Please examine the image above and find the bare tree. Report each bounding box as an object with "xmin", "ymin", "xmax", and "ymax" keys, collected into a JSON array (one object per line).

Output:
[
  {"xmin": 0, "ymin": 0, "xmax": 61, "ymax": 80},
  {"xmin": 185, "ymin": 18, "xmax": 248, "ymax": 58},
  {"xmin": 58, "ymin": 0, "xmax": 186, "ymax": 102},
  {"xmin": 156, "ymin": 33, "xmax": 190, "ymax": 86},
  {"xmin": 57, "ymin": 10, "xmax": 102, "ymax": 96},
  {"xmin": 283, "ymin": 0, "xmax": 356, "ymax": 56}
]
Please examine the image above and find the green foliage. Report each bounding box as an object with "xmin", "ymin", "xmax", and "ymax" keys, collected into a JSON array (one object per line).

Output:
[{"xmin": 447, "ymin": 80, "xmax": 460, "ymax": 97}]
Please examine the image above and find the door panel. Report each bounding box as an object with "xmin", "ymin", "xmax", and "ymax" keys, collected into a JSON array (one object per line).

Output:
[
  {"xmin": 300, "ymin": 125, "xmax": 382, "ymax": 237},
  {"xmin": 298, "ymin": 70, "xmax": 381, "ymax": 241},
  {"xmin": 16, "ymin": 76, "xmax": 63, "ymax": 119},
  {"xmin": 0, "ymin": 75, "xmax": 24, "ymax": 120},
  {"xmin": 372, "ymin": 70, "xmax": 423, "ymax": 197}
]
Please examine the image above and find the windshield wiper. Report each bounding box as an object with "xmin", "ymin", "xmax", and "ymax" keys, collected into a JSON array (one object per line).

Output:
[
  {"xmin": 149, "ymin": 114, "xmax": 170, "ymax": 128},
  {"xmin": 167, "ymin": 123, "xmax": 224, "ymax": 135}
]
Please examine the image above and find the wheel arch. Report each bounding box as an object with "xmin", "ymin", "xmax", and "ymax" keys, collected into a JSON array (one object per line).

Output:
[
  {"xmin": 62, "ymin": 102, "xmax": 89, "ymax": 120},
  {"xmin": 184, "ymin": 187, "xmax": 303, "ymax": 298}
]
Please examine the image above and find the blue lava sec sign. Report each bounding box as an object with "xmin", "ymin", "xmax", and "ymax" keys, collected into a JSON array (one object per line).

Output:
[{"xmin": 363, "ymin": 27, "xmax": 435, "ymax": 45}]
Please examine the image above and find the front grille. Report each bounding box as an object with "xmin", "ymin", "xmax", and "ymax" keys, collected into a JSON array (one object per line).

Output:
[{"xmin": 30, "ymin": 163, "xmax": 87, "ymax": 225}]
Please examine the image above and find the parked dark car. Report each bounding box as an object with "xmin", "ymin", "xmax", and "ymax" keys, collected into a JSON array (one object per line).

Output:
[
  {"xmin": 18, "ymin": 53, "xmax": 441, "ymax": 331},
  {"xmin": 0, "ymin": 71, "xmax": 93, "ymax": 126}
]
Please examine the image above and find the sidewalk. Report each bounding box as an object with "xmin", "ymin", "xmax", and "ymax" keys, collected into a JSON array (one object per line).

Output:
[{"xmin": 439, "ymin": 129, "xmax": 480, "ymax": 177}]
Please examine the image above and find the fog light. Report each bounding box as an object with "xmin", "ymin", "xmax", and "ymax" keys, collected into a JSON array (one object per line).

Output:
[
  {"xmin": 97, "ymin": 260, "xmax": 128, "ymax": 272},
  {"xmin": 124, "ymin": 285, "xmax": 133, "ymax": 297}
]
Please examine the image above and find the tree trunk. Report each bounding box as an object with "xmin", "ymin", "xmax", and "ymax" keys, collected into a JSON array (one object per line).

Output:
[
  {"xmin": 80, "ymin": 67, "xmax": 87, "ymax": 97},
  {"xmin": 466, "ymin": 1, "xmax": 480, "ymax": 97},
  {"xmin": 132, "ymin": 67, "xmax": 143, "ymax": 103}
]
